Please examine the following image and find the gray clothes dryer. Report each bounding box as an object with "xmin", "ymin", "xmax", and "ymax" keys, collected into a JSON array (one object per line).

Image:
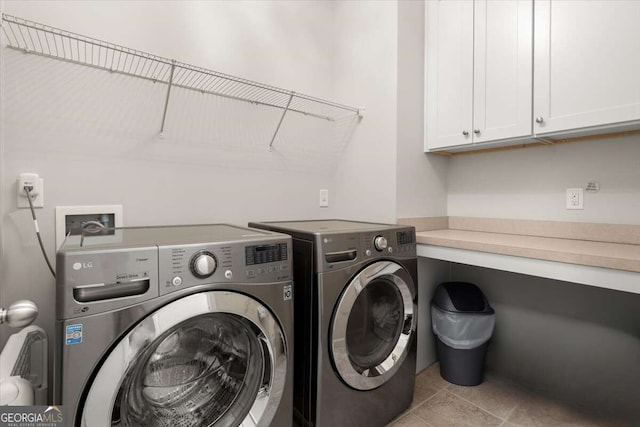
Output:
[
  {"xmin": 249, "ymin": 220, "xmax": 418, "ymax": 427},
  {"xmin": 55, "ymin": 224, "xmax": 294, "ymax": 427}
]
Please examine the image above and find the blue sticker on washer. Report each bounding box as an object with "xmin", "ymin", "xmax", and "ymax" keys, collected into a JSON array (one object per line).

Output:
[{"xmin": 66, "ymin": 324, "xmax": 83, "ymax": 345}]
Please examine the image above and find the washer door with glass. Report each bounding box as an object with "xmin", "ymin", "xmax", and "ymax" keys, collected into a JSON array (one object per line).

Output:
[
  {"xmin": 331, "ymin": 260, "xmax": 415, "ymax": 391},
  {"xmin": 81, "ymin": 291, "xmax": 287, "ymax": 427}
]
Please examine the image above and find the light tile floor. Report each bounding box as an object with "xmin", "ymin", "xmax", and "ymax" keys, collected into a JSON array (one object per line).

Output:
[{"xmin": 388, "ymin": 363, "xmax": 624, "ymax": 427}]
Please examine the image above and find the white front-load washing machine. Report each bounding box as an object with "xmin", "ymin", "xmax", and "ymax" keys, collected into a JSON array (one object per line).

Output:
[
  {"xmin": 55, "ymin": 224, "xmax": 294, "ymax": 427},
  {"xmin": 249, "ymin": 220, "xmax": 418, "ymax": 427}
]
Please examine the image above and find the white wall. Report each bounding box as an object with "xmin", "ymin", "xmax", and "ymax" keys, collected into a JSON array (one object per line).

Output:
[
  {"xmin": 447, "ymin": 134, "xmax": 640, "ymax": 224},
  {"xmin": 329, "ymin": 1, "xmax": 450, "ymax": 224},
  {"xmin": 396, "ymin": 0, "xmax": 448, "ymax": 219},
  {"xmin": 331, "ymin": 1, "xmax": 399, "ymax": 223},
  {"xmin": 1, "ymin": 0, "xmax": 335, "ymax": 94},
  {"xmin": 0, "ymin": 0, "xmax": 379, "ymax": 372}
]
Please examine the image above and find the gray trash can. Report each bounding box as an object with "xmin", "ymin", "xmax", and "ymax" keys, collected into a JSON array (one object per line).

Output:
[{"xmin": 431, "ymin": 282, "xmax": 495, "ymax": 386}]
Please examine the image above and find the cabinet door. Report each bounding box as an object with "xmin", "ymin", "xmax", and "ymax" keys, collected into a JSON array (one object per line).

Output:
[
  {"xmin": 534, "ymin": 0, "xmax": 640, "ymax": 135},
  {"xmin": 473, "ymin": 0, "xmax": 532, "ymax": 143},
  {"xmin": 425, "ymin": 0, "xmax": 474, "ymax": 150}
]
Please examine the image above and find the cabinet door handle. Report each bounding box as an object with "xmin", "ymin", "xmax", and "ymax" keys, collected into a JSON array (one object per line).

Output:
[
  {"xmin": 462, "ymin": 130, "xmax": 469, "ymax": 136},
  {"xmin": 473, "ymin": 129, "xmax": 480, "ymax": 134},
  {"xmin": 535, "ymin": 116, "xmax": 544, "ymax": 124}
]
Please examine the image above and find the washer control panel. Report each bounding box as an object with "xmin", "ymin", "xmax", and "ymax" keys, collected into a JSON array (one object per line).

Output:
[{"xmin": 159, "ymin": 239, "xmax": 291, "ymax": 295}]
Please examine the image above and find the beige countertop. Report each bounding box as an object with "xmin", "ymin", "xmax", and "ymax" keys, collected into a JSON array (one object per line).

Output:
[
  {"xmin": 416, "ymin": 229, "xmax": 640, "ymax": 273},
  {"xmin": 399, "ymin": 217, "xmax": 640, "ymax": 293}
]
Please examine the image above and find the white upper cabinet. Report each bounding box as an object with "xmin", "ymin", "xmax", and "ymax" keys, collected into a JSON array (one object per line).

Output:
[
  {"xmin": 426, "ymin": 0, "xmax": 474, "ymax": 149},
  {"xmin": 533, "ymin": 0, "xmax": 640, "ymax": 135},
  {"xmin": 473, "ymin": 0, "xmax": 532, "ymax": 143},
  {"xmin": 425, "ymin": 0, "xmax": 532, "ymax": 151}
]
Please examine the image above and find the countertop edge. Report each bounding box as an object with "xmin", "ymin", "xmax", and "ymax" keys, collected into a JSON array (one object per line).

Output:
[
  {"xmin": 417, "ymin": 243, "xmax": 640, "ymax": 295},
  {"xmin": 416, "ymin": 231, "xmax": 640, "ymax": 273}
]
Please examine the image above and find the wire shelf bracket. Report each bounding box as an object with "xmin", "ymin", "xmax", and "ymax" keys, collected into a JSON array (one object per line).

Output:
[
  {"xmin": 269, "ymin": 92, "xmax": 294, "ymax": 151},
  {"xmin": 1, "ymin": 13, "xmax": 364, "ymax": 147},
  {"xmin": 160, "ymin": 60, "xmax": 176, "ymax": 137}
]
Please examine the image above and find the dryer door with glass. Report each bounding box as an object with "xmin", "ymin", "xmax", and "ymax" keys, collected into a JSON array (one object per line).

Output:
[
  {"xmin": 81, "ymin": 291, "xmax": 287, "ymax": 427},
  {"xmin": 330, "ymin": 260, "xmax": 416, "ymax": 391}
]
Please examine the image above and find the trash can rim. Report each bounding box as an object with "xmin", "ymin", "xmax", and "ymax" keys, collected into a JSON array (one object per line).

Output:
[{"xmin": 431, "ymin": 301, "xmax": 495, "ymax": 315}]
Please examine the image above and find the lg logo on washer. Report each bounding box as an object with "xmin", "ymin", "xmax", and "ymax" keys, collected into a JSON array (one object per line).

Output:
[{"xmin": 72, "ymin": 261, "xmax": 93, "ymax": 271}]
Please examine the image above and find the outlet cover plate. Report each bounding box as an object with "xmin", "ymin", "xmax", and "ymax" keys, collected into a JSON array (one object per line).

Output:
[
  {"xmin": 566, "ymin": 188, "xmax": 584, "ymax": 210},
  {"xmin": 17, "ymin": 177, "xmax": 44, "ymax": 208}
]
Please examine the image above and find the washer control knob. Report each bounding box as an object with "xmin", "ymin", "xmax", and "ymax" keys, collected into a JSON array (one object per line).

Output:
[
  {"xmin": 190, "ymin": 251, "xmax": 217, "ymax": 278},
  {"xmin": 365, "ymin": 249, "xmax": 372, "ymax": 256},
  {"xmin": 374, "ymin": 236, "xmax": 388, "ymax": 252},
  {"xmin": 224, "ymin": 270, "xmax": 233, "ymax": 279}
]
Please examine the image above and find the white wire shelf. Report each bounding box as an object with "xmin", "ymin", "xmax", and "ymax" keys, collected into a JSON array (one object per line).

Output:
[{"xmin": 1, "ymin": 13, "xmax": 363, "ymax": 145}]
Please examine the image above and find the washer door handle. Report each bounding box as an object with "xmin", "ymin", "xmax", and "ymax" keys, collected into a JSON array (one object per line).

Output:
[
  {"xmin": 325, "ymin": 249, "xmax": 357, "ymax": 263},
  {"xmin": 73, "ymin": 279, "xmax": 150, "ymax": 303}
]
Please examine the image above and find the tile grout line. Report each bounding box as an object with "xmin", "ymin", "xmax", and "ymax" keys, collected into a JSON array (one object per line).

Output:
[
  {"xmin": 394, "ymin": 402, "xmax": 424, "ymax": 425},
  {"xmin": 388, "ymin": 383, "xmax": 445, "ymax": 426},
  {"xmin": 394, "ymin": 411, "xmax": 437, "ymax": 427},
  {"xmin": 410, "ymin": 389, "xmax": 448, "ymax": 424},
  {"xmin": 440, "ymin": 388, "xmax": 507, "ymax": 423},
  {"xmin": 409, "ymin": 388, "xmax": 445, "ymax": 414},
  {"xmin": 444, "ymin": 383, "xmax": 528, "ymax": 427},
  {"xmin": 388, "ymin": 411, "xmax": 410, "ymax": 426},
  {"xmin": 501, "ymin": 401, "xmax": 523, "ymax": 426}
]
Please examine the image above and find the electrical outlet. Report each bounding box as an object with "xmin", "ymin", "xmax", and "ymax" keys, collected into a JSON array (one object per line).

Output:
[
  {"xmin": 566, "ymin": 188, "xmax": 584, "ymax": 210},
  {"xmin": 17, "ymin": 173, "xmax": 44, "ymax": 208},
  {"xmin": 319, "ymin": 189, "xmax": 329, "ymax": 207}
]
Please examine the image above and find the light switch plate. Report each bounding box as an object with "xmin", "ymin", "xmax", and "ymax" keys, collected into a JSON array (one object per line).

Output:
[{"xmin": 319, "ymin": 189, "xmax": 329, "ymax": 207}]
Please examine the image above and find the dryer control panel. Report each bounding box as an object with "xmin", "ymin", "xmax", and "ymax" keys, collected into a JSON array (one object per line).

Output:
[
  {"xmin": 158, "ymin": 239, "xmax": 291, "ymax": 296},
  {"xmin": 317, "ymin": 226, "xmax": 416, "ymax": 272},
  {"xmin": 359, "ymin": 228, "xmax": 416, "ymax": 258}
]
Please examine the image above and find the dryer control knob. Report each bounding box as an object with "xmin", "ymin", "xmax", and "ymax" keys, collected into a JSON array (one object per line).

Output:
[
  {"xmin": 374, "ymin": 236, "xmax": 388, "ymax": 252},
  {"xmin": 190, "ymin": 251, "xmax": 217, "ymax": 278}
]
